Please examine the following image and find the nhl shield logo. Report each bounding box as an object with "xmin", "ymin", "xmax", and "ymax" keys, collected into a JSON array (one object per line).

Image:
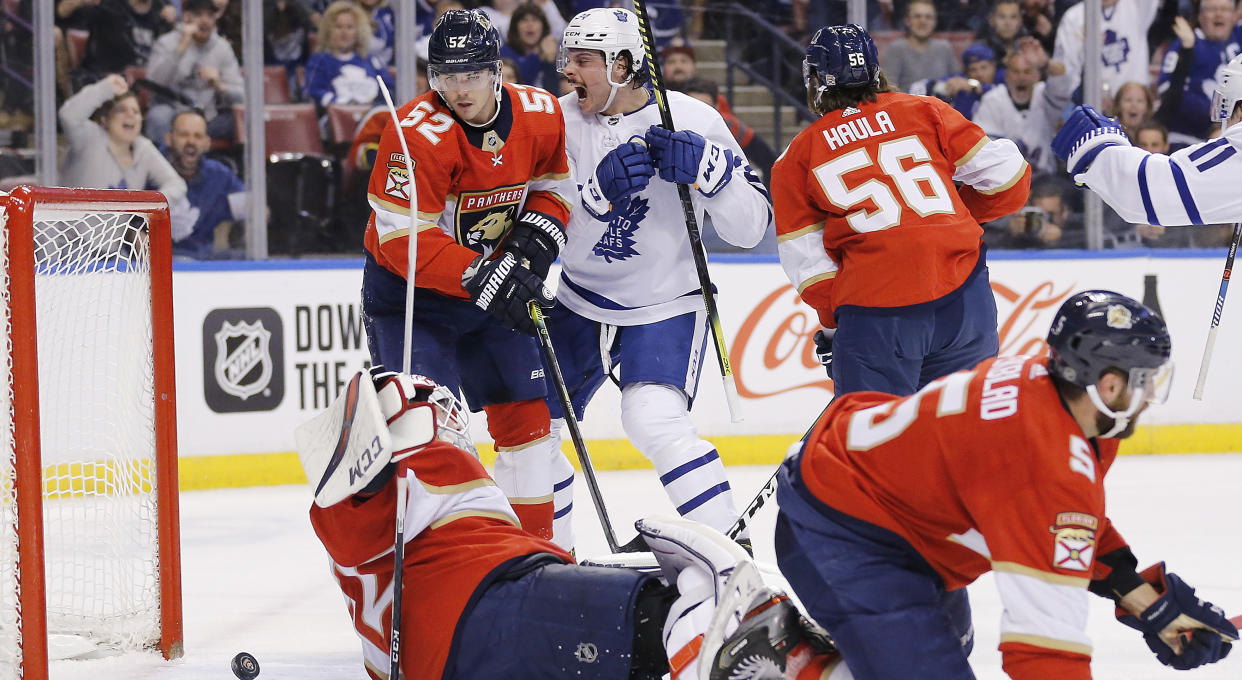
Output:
[
  {"xmin": 214, "ymin": 321, "xmax": 274, "ymax": 400},
  {"xmin": 203, "ymin": 307, "xmax": 285, "ymax": 413}
]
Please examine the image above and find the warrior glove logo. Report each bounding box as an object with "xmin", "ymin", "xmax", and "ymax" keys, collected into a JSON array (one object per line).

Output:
[{"xmin": 475, "ymin": 255, "xmax": 515, "ymax": 310}]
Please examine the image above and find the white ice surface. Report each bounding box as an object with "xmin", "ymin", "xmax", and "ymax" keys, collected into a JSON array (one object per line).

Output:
[{"xmin": 48, "ymin": 453, "xmax": 1242, "ymax": 680}]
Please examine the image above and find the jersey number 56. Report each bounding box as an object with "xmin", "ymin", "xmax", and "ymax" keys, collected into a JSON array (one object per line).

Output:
[{"xmin": 813, "ymin": 135, "xmax": 955, "ymax": 233}]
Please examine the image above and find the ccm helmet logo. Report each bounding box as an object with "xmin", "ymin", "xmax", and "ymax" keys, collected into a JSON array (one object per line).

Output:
[{"xmin": 848, "ymin": 52, "xmax": 866, "ymax": 67}]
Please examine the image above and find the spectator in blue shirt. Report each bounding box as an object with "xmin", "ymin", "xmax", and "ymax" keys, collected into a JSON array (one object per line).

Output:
[
  {"xmin": 910, "ymin": 43, "xmax": 998, "ymax": 120},
  {"xmin": 357, "ymin": 0, "xmax": 395, "ymax": 66},
  {"xmin": 165, "ymin": 110, "xmax": 245, "ymax": 259},
  {"xmin": 1157, "ymin": 0, "xmax": 1242, "ymax": 145},
  {"xmin": 303, "ymin": 1, "xmax": 393, "ymax": 109}
]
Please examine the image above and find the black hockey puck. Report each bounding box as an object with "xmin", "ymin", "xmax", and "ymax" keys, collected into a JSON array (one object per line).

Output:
[{"xmin": 231, "ymin": 652, "xmax": 260, "ymax": 680}]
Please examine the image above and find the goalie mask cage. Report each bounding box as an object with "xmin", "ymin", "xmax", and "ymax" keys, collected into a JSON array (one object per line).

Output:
[{"xmin": 0, "ymin": 186, "xmax": 182, "ymax": 679}]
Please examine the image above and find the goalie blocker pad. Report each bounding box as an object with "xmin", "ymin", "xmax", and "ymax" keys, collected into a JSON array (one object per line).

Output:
[{"xmin": 295, "ymin": 370, "xmax": 436, "ymax": 507}]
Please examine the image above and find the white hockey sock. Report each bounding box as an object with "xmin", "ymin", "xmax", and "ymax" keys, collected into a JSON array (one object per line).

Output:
[
  {"xmin": 653, "ymin": 438, "xmax": 745, "ymax": 538},
  {"xmin": 548, "ymin": 418, "xmax": 576, "ymax": 552},
  {"xmin": 621, "ymin": 383, "xmax": 745, "ymax": 538},
  {"xmin": 493, "ymin": 434, "xmax": 556, "ymax": 540}
]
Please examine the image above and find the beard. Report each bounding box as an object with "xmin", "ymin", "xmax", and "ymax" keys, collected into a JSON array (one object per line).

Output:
[{"xmin": 1094, "ymin": 410, "xmax": 1137, "ymax": 439}]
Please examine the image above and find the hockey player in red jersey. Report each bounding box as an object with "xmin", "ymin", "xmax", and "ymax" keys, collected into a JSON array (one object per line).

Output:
[
  {"xmin": 360, "ymin": 9, "xmax": 576, "ymax": 547},
  {"xmin": 773, "ymin": 290, "xmax": 1238, "ymax": 679},
  {"xmin": 773, "ymin": 25, "xmax": 1031, "ymax": 398},
  {"xmin": 296, "ymin": 368, "xmax": 841, "ymax": 680}
]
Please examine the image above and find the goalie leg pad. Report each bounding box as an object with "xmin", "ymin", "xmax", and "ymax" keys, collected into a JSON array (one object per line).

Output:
[
  {"xmin": 450, "ymin": 561, "xmax": 657, "ymax": 679},
  {"xmin": 636, "ymin": 516, "xmax": 760, "ymax": 679}
]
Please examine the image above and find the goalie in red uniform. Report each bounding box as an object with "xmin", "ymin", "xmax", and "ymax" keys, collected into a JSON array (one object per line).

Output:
[
  {"xmin": 296, "ymin": 368, "xmax": 842, "ymax": 680},
  {"xmin": 773, "ymin": 25, "xmax": 1031, "ymax": 398},
  {"xmin": 775, "ymin": 290, "xmax": 1238, "ymax": 679},
  {"xmin": 360, "ymin": 9, "xmax": 576, "ymax": 547}
]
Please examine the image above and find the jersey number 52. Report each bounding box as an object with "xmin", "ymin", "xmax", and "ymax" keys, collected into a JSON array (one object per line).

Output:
[{"xmin": 813, "ymin": 135, "xmax": 955, "ymax": 233}]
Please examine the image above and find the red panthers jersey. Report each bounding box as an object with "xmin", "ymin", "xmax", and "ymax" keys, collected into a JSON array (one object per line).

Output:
[
  {"xmin": 799, "ymin": 355, "xmax": 1128, "ymax": 679},
  {"xmin": 772, "ymin": 92, "xmax": 1030, "ymax": 328},
  {"xmin": 309, "ymin": 440, "xmax": 573, "ymax": 680},
  {"xmin": 363, "ymin": 83, "xmax": 574, "ymax": 298}
]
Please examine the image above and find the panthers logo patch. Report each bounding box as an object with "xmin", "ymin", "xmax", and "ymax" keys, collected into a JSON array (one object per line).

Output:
[{"xmin": 456, "ymin": 184, "xmax": 526, "ymax": 255}]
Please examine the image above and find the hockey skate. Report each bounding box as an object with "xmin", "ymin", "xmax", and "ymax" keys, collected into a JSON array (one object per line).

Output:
[{"xmin": 703, "ymin": 589, "xmax": 840, "ymax": 680}]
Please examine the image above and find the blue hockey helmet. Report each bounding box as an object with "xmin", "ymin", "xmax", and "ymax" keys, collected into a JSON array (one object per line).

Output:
[
  {"xmin": 804, "ymin": 24, "xmax": 880, "ymax": 95},
  {"xmin": 1046, "ymin": 290, "xmax": 1173, "ymax": 436},
  {"xmin": 428, "ymin": 9, "xmax": 503, "ymax": 116}
]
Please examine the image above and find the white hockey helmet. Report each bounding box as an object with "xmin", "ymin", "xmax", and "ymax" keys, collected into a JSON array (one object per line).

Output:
[
  {"xmin": 1211, "ymin": 53, "xmax": 1242, "ymax": 126},
  {"xmin": 558, "ymin": 8, "xmax": 647, "ymax": 109}
]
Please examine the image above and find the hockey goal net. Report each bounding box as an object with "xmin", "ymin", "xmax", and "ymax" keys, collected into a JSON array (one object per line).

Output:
[{"xmin": 0, "ymin": 186, "xmax": 182, "ymax": 679}]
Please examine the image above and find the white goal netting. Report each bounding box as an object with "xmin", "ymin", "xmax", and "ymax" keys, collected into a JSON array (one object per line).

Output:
[{"xmin": 1, "ymin": 200, "xmax": 168, "ymax": 678}]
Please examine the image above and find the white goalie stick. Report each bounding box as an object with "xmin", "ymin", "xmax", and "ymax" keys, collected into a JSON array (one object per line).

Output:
[
  {"xmin": 376, "ymin": 74, "xmax": 417, "ymax": 680},
  {"xmin": 631, "ymin": 0, "xmax": 744, "ymax": 423}
]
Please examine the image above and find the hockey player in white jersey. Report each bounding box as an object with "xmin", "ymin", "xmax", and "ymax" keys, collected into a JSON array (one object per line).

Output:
[
  {"xmin": 1051, "ymin": 53, "xmax": 1242, "ymax": 224},
  {"xmin": 548, "ymin": 7, "xmax": 772, "ymax": 551}
]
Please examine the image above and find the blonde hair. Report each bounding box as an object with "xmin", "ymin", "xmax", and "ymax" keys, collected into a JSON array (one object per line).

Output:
[{"xmin": 318, "ymin": 1, "xmax": 373, "ymax": 55}]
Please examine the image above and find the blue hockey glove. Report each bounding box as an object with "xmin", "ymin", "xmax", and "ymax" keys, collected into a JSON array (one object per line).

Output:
[
  {"xmin": 462, "ymin": 253, "xmax": 555, "ymax": 336},
  {"xmin": 1116, "ymin": 563, "xmax": 1238, "ymax": 670},
  {"xmin": 504, "ymin": 209, "xmax": 566, "ymax": 281},
  {"xmin": 581, "ymin": 140, "xmax": 654, "ymax": 220},
  {"xmin": 1051, "ymin": 105, "xmax": 1131, "ymax": 176},
  {"xmin": 645, "ymin": 125, "xmax": 736, "ymax": 197},
  {"xmin": 812, "ymin": 328, "xmax": 834, "ymax": 377}
]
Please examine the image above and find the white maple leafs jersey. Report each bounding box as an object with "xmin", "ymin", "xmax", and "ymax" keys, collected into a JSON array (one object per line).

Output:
[
  {"xmin": 558, "ymin": 90, "xmax": 773, "ymax": 325},
  {"xmin": 1077, "ymin": 122, "xmax": 1242, "ymax": 225},
  {"xmin": 1048, "ymin": 0, "xmax": 1159, "ymax": 109}
]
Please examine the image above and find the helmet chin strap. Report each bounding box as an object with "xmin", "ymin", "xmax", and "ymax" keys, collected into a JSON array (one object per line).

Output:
[
  {"xmin": 600, "ymin": 68, "xmax": 635, "ymax": 113},
  {"xmin": 1086, "ymin": 384, "xmax": 1143, "ymax": 438}
]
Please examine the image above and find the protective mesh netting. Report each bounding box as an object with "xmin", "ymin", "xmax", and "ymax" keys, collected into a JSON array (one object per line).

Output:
[{"xmin": 0, "ymin": 207, "xmax": 162, "ymax": 678}]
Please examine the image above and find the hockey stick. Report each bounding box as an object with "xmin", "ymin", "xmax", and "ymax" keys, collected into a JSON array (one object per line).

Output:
[
  {"xmin": 726, "ymin": 402, "xmax": 830, "ymax": 539},
  {"xmin": 529, "ymin": 300, "xmax": 622, "ymax": 553},
  {"xmin": 376, "ymin": 75, "xmax": 416, "ymax": 680},
  {"xmin": 1192, "ymin": 221, "xmax": 1240, "ymax": 400},
  {"xmin": 631, "ymin": 0, "xmax": 744, "ymax": 424}
]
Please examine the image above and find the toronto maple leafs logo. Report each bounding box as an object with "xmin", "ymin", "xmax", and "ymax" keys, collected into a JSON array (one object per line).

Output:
[
  {"xmin": 1100, "ymin": 29, "xmax": 1130, "ymax": 72},
  {"xmin": 592, "ymin": 196, "xmax": 646, "ymax": 262}
]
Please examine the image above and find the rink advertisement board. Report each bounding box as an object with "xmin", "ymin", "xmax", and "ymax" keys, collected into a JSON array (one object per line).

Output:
[{"xmin": 171, "ymin": 253, "xmax": 1242, "ymax": 486}]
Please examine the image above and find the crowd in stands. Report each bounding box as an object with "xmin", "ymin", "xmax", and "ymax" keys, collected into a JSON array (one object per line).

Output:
[{"xmin": 0, "ymin": 0, "xmax": 1239, "ymax": 257}]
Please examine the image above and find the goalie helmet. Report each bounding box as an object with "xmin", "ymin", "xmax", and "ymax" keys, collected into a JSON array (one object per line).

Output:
[
  {"xmin": 804, "ymin": 24, "xmax": 880, "ymax": 101},
  {"xmin": 371, "ymin": 369, "xmax": 477, "ymax": 457},
  {"xmin": 1211, "ymin": 53, "xmax": 1242, "ymax": 126},
  {"xmin": 427, "ymin": 9, "xmax": 503, "ymax": 120},
  {"xmin": 558, "ymin": 8, "xmax": 647, "ymax": 110},
  {"xmin": 1046, "ymin": 290, "xmax": 1173, "ymax": 437}
]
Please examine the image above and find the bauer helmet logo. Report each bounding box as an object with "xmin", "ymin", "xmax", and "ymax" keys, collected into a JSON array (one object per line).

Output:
[
  {"xmin": 574, "ymin": 642, "xmax": 599, "ymax": 663},
  {"xmin": 214, "ymin": 320, "xmax": 274, "ymax": 400},
  {"xmin": 1105, "ymin": 305, "xmax": 1133, "ymax": 329}
]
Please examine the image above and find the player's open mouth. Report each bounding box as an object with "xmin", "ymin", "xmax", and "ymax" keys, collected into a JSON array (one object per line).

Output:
[{"xmin": 574, "ymin": 85, "xmax": 587, "ymax": 99}]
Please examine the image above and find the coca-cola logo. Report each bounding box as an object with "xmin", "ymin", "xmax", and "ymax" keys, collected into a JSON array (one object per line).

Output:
[{"xmin": 729, "ymin": 280, "xmax": 1076, "ymax": 401}]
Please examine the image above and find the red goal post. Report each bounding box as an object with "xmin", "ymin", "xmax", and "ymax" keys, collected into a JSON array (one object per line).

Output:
[{"xmin": 1, "ymin": 186, "xmax": 182, "ymax": 679}]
